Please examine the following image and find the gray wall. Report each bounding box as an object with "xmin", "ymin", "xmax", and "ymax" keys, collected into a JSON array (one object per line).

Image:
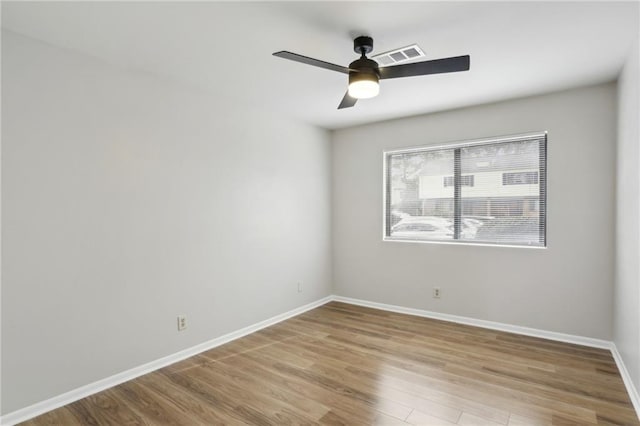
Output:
[
  {"xmin": 332, "ymin": 83, "xmax": 616, "ymax": 340},
  {"xmin": 615, "ymin": 38, "xmax": 640, "ymax": 391},
  {"xmin": 1, "ymin": 31, "xmax": 332, "ymax": 414}
]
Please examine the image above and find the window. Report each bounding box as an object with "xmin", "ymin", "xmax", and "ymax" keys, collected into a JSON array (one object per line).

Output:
[
  {"xmin": 444, "ymin": 175, "xmax": 474, "ymax": 187},
  {"xmin": 502, "ymin": 171, "xmax": 539, "ymax": 185},
  {"xmin": 385, "ymin": 133, "xmax": 546, "ymax": 247}
]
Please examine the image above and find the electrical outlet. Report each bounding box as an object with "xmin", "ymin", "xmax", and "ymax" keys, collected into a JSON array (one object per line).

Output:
[
  {"xmin": 297, "ymin": 282, "xmax": 303, "ymax": 293},
  {"xmin": 433, "ymin": 287, "xmax": 441, "ymax": 298},
  {"xmin": 177, "ymin": 315, "xmax": 187, "ymax": 331}
]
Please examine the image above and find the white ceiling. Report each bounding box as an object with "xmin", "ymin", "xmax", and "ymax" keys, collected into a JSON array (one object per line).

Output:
[{"xmin": 2, "ymin": 1, "xmax": 638, "ymax": 129}]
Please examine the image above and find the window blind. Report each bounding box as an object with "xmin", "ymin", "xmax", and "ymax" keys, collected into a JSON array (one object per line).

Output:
[{"xmin": 385, "ymin": 133, "xmax": 547, "ymax": 247}]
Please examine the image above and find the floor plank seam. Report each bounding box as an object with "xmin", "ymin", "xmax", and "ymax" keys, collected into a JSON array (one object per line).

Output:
[{"xmin": 204, "ymin": 334, "xmax": 303, "ymax": 364}]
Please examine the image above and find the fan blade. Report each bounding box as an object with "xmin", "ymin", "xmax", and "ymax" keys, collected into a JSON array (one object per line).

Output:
[
  {"xmin": 338, "ymin": 91, "xmax": 357, "ymax": 109},
  {"xmin": 273, "ymin": 51, "xmax": 350, "ymax": 74},
  {"xmin": 379, "ymin": 55, "xmax": 470, "ymax": 79}
]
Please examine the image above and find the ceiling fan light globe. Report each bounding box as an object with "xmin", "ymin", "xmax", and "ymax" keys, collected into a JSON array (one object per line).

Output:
[
  {"xmin": 349, "ymin": 80, "xmax": 380, "ymax": 99},
  {"xmin": 348, "ymin": 70, "xmax": 380, "ymax": 99},
  {"xmin": 348, "ymin": 80, "xmax": 379, "ymax": 99}
]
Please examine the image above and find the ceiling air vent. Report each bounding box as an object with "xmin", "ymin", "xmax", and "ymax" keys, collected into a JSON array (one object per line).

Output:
[{"xmin": 371, "ymin": 44, "xmax": 425, "ymax": 66}]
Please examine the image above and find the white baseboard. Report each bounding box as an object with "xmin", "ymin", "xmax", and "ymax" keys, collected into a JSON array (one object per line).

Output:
[
  {"xmin": 332, "ymin": 295, "xmax": 640, "ymax": 421},
  {"xmin": 0, "ymin": 296, "xmax": 333, "ymax": 426},
  {"xmin": 611, "ymin": 344, "xmax": 640, "ymax": 418},
  {"xmin": 332, "ymin": 295, "xmax": 612, "ymax": 348}
]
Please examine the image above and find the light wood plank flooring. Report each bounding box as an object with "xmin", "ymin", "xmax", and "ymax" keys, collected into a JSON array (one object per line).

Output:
[{"xmin": 22, "ymin": 302, "xmax": 638, "ymax": 425}]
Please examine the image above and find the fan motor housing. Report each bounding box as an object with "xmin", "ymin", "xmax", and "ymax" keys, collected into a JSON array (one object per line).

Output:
[
  {"xmin": 348, "ymin": 58, "xmax": 380, "ymax": 92},
  {"xmin": 349, "ymin": 57, "xmax": 380, "ymax": 77}
]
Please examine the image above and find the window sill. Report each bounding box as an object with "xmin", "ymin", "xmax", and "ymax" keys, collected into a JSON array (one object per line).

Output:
[{"xmin": 382, "ymin": 237, "xmax": 547, "ymax": 249}]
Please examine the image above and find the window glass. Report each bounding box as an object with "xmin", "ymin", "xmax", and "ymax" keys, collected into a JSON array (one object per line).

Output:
[
  {"xmin": 385, "ymin": 134, "xmax": 546, "ymax": 247},
  {"xmin": 389, "ymin": 149, "xmax": 454, "ymax": 241},
  {"xmin": 460, "ymin": 140, "xmax": 542, "ymax": 244}
]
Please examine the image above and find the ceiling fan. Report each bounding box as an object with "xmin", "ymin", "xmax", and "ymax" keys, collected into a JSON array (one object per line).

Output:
[{"xmin": 273, "ymin": 36, "xmax": 470, "ymax": 109}]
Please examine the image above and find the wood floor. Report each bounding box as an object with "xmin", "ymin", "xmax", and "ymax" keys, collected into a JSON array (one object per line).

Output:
[{"xmin": 22, "ymin": 302, "xmax": 638, "ymax": 425}]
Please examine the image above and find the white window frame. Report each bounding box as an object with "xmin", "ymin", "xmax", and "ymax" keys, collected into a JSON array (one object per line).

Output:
[{"xmin": 383, "ymin": 132, "xmax": 547, "ymax": 248}]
